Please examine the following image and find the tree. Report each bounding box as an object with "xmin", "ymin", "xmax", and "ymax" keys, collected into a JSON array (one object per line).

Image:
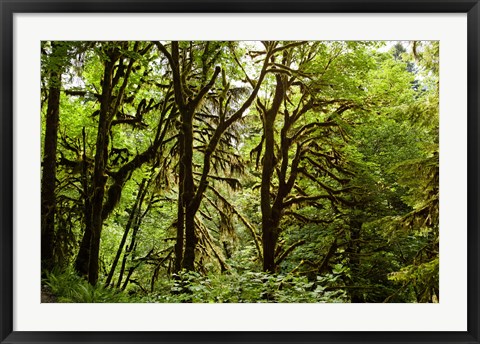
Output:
[
  {"xmin": 252, "ymin": 42, "xmax": 377, "ymax": 272},
  {"xmin": 154, "ymin": 41, "xmax": 274, "ymax": 271},
  {"xmin": 41, "ymin": 42, "xmax": 65, "ymax": 271},
  {"xmin": 73, "ymin": 42, "xmax": 173, "ymax": 284},
  {"xmin": 41, "ymin": 41, "xmax": 85, "ymax": 271},
  {"xmin": 384, "ymin": 41, "xmax": 440, "ymax": 302}
]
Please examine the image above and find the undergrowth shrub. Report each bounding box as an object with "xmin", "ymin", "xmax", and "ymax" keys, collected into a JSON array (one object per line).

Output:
[
  {"xmin": 43, "ymin": 268, "xmax": 130, "ymax": 303},
  {"xmin": 43, "ymin": 266, "xmax": 348, "ymax": 303},
  {"xmin": 142, "ymin": 270, "xmax": 348, "ymax": 303}
]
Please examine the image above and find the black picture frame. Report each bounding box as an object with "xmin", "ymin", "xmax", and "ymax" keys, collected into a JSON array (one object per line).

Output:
[{"xmin": 1, "ymin": 1, "xmax": 479, "ymax": 343}]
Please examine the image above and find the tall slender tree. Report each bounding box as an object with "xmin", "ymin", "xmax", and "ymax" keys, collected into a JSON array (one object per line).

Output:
[{"xmin": 41, "ymin": 41, "xmax": 67, "ymax": 271}]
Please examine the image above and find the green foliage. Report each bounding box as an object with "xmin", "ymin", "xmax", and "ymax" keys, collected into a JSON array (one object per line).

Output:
[
  {"xmin": 43, "ymin": 268, "xmax": 130, "ymax": 303},
  {"xmin": 388, "ymin": 257, "xmax": 439, "ymax": 303},
  {"xmin": 41, "ymin": 40, "xmax": 439, "ymax": 303},
  {"xmin": 143, "ymin": 270, "xmax": 347, "ymax": 303}
]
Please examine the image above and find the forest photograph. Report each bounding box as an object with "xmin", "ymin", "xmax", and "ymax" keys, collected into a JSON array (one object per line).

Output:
[{"xmin": 40, "ymin": 40, "xmax": 439, "ymax": 304}]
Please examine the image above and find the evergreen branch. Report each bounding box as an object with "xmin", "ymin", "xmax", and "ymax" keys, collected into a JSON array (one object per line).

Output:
[
  {"xmin": 195, "ymin": 217, "xmax": 229, "ymax": 271},
  {"xmin": 207, "ymin": 186, "xmax": 263, "ymax": 260}
]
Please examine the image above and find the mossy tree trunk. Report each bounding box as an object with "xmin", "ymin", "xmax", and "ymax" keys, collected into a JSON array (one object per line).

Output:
[{"xmin": 41, "ymin": 42, "xmax": 63, "ymax": 272}]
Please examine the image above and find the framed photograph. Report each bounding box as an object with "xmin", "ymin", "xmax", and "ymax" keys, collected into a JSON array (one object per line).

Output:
[{"xmin": 1, "ymin": 1, "xmax": 478, "ymax": 343}]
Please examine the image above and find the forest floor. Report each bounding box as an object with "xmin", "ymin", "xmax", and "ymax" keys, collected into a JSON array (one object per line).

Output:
[{"xmin": 41, "ymin": 285, "xmax": 57, "ymax": 303}]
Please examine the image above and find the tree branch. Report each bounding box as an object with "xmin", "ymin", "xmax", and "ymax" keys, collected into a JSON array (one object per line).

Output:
[
  {"xmin": 190, "ymin": 66, "xmax": 221, "ymax": 110},
  {"xmin": 207, "ymin": 186, "xmax": 263, "ymax": 260},
  {"xmin": 275, "ymin": 239, "xmax": 306, "ymax": 266}
]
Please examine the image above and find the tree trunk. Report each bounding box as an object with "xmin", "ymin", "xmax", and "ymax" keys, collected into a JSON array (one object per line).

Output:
[
  {"xmin": 174, "ymin": 131, "xmax": 185, "ymax": 273},
  {"xmin": 41, "ymin": 42, "xmax": 62, "ymax": 272},
  {"xmin": 181, "ymin": 111, "xmax": 197, "ymax": 271},
  {"xmin": 260, "ymin": 116, "xmax": 277, "ymax": 272},
  {"xmin": 262, "ymin": 220, "xmax": 278, "ymax": 273},
  {"xmin": 87, "ymin": 56, "xmax": 117, "ymax": 285},
  {"xmin": 260, "ymin": 75, "xmax": 284, "ymax": 272},
  {"xmin": 117, "ymin": 196, "xmax": 145, "ymax": 288},
  {"xmin": 74, "ymin": 128, "xmax": 93, "ymax": 276},
  {"xmin": 105, "ymin": 179, "xmax": 146, "ymax": 287},
  {"xmin": 75, "ymin": 49, "xmax": 118, "ymax": 283}
]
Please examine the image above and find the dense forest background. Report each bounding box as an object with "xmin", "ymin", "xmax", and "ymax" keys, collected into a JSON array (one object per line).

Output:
[{"xmin": 41, "ymin": 40, "xmax": 439, "ymax": 303}]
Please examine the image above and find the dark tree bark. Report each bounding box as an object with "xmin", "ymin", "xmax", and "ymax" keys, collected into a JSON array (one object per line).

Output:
[
  {"xmin": 174, "ymin": 130, "xmax": 185, "ymax": 272},
  {"xmin": 260, "ymin": 74, "xmax": 285, "ymax": 272},
  {"xmin": 116, "ymin": 192, "xmax": 149, "ymax": 288},
  {"xmin": 105, "ymin": 179, "xmax": 147, "ymax": 287},
  {"xmin": 180, "ymin": 106, "xmax": 198, "ymax": 271},
  {"xmin": 74, "ymin": 128, "xmax": 93, "ymax": 275},
  {"xmin": 87, "ymin": 53, "xmax": 118, "ymax": 285},
  {"xmin": 41, "ymin": 42, "xmax": 63, "ymax": 272}
]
